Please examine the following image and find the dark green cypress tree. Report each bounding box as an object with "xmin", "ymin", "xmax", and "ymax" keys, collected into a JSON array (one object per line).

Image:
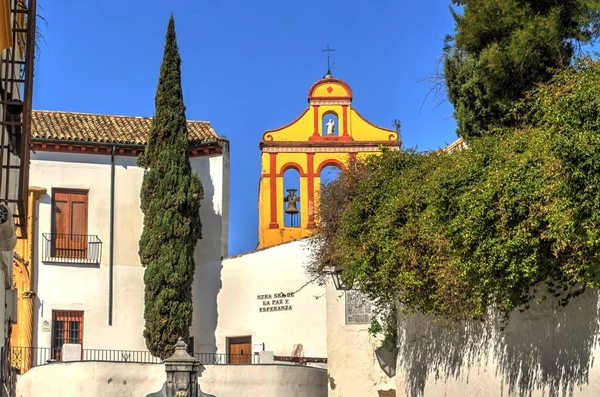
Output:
[{"xmin": 138, "ymin": 15, "xmax": 203, "ymax": 359}]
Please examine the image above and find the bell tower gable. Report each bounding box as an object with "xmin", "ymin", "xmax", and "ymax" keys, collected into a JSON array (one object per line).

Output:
[{"xmin": 257, "ymin": 75, "xmax": 401, "ymax": 249}]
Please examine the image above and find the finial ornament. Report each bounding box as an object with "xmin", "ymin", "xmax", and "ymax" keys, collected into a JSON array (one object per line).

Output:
[{"xmin": 322, "ymin": 45, "xmax": 335, "ymax": 77}]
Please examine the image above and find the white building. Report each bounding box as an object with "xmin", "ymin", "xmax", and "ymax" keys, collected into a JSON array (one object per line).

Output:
[
  {"xmin": 27, "ymin": 109, "xmax": 229, "ymax": 358},
  {"xmin": 18, "ymin": 109, "xmax": 327, "ymax": 369}
]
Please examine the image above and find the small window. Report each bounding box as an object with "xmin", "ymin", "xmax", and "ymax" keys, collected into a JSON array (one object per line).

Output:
[
  {"xmin": 51, "ymin": 189, "xmax": 88, "ymax": 259},
  {"xmin": 51, "ymin": 310, "xmax": 84, "ymax": 360}
]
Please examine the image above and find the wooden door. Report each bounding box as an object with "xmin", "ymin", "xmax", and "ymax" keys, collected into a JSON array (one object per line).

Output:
[
  {"xmin": 51, "ymin": 310, "xmax": 84, "ymax": 361},
  {"xmin": 52, "ymin": 190, "xmax": 88, "ymax": 259},
  {"xmin": 228, "ymin": 337, "xmax": 252, "ymax": 364}
]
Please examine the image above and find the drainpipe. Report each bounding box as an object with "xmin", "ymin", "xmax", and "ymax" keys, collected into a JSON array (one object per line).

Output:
[{"xmin": 108, "ymin": 146, "xmax": 115, "ymax": 325}]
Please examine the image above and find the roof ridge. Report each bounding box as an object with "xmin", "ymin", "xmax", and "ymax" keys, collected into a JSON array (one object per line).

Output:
[{"xmin": 32, "ymin": 109, "xmax": 212, "ymax": 124}]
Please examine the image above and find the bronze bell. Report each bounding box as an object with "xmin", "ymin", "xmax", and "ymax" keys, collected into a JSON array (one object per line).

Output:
[{"xmin": 284, "ymin": 189, "xmax": 300, "ymax": 214}]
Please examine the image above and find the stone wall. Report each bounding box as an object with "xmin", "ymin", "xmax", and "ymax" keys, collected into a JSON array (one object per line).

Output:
[{"xmin": 16, "ymin": 361, "xmax": 328, "ymax": 397}]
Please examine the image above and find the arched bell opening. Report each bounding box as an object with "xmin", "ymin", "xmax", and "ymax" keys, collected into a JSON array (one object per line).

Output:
[
  {"xmin": 319, "ymin": 165, "xmax": 342, "ymax": 187},
  {"xmin": 322, "ymin": 112, "xmax": 339, "ymax": 136},
  {"xmin": 282, "ymin": 167, "xmax": 301, "ymax": 228}
]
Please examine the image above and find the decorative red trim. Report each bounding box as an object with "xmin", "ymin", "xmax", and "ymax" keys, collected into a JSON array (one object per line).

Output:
[
  {"xmin": 308, "ymin": 135, "xmax": 353, "ymax": 142},
  {"xmin": 277, "ymin": 162, "xmax": 306, "ymax": 177},
  {"xmin": 342, "ymin": 105, "xmax": 348, "ymax": 136},
  {"xmin": 31, "ymin": 141, "xmax": 222, "ymax": 158},
  {"xmin": 316, "ymin": 159, "xmax": 346, "ymax": 175},
  {"xmin": 313, "ymin": 106, "xmax": 319, "ymax": 136},
  {"xmin": 263, "ymin": 108, "xmax": 310, "ymax": 139},
  {"xmin": 307, "ymin": 77, "xmax": 353, "ymax": 100},
  {"xmin": 260, "ymin": 140, "xmax": 401, "ymax": 149},
  {"xmin": 308, "ymin": 96, "xmax": 352, "ymax": 102},
  {"xmin": 269, "ymin": 153, "xmax": 279, "ymax": 229},
  {"xmin": 352, "ymin": 108, "xmax": 397, "ymax": 134},
  {"xmin": 307, "ymin": 153, "xmax": 315, "ymax": 228},
  {"xmin": 349, "ymin": 152, "xmax": 357, "ymax": 161}
]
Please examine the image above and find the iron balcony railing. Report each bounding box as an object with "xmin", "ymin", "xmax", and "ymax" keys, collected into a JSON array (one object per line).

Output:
[
  {"xmin": 10, "ymin": 347, "xmax": 264, "ymax": 374},
  {"xmin": 41, "ymin": 233, "xmax": 102, "ymax": 264}
]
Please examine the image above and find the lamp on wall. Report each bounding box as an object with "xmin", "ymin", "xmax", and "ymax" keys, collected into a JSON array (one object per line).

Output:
[{"xmin": 330, "ymin": 269, "xmax": 350, "ymax": 291}]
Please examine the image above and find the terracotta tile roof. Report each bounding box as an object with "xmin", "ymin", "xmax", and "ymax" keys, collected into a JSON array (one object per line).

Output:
[{"xmin": 31, "ymin": 110, "xmax": 221, "ymax": 147}]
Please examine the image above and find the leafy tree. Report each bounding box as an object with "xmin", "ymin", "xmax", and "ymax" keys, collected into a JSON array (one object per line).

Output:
[
  {"xmin": 444, "ymin": 0, "xmax": 600, "ymax": 141},
  {"xmin": 310, "ymin": 59, "xmax": 600, "ymax": 324},
  {"xmin": 138, "ymin": 15, "xmax": 203, "ymax": 359}
]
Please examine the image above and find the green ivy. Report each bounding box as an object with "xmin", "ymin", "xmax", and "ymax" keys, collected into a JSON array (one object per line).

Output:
[{"xmin": 310, "ymin": 59, "xmax": 600, "ymax": 329}]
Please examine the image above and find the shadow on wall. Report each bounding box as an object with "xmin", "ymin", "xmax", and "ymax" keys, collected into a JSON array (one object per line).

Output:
[
  {"xmin": 191, "ymin": 159, "xmax": 223, "ymax": 355},
  {"xmin": 398, "ymin": 290, "xmax": 600, "ymax": 397}
]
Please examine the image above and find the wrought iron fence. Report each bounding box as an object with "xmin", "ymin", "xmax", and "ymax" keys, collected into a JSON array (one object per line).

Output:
[
  {"xmin": 10, "ymin": 347, "xmax": 60, "ymax": 373},
  {"xmin": 41, "ymin": 233, "xmax": 102, "ymax": 264},
  {"xmin": 83, "ymin": 349, "xmax": 162, "ymax": 364},
  {"xmin": 10, "ymin": 347, "xmax": 262, "ymax": 373},
  {"xmin": 1, "ymin": 346, "xmax": 16, "ymax": 397},
  {"xmin": 193, "ymin": 352, "xmax": 259, "ymax": 365}
]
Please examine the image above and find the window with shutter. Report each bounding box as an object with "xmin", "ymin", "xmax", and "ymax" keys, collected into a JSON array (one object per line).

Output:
[{"xmin": 51, "ymin": 189, "xmax": 88, "ymax": 259}]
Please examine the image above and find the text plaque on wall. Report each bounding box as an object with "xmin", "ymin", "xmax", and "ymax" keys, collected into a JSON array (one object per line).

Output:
[
  {"xmin": 345, "ymin": 289, "xmax": 374, "ymax": 325},
  {"xmin": 257, "ymin": 292, "xmax": 295, "ymax": 313}
]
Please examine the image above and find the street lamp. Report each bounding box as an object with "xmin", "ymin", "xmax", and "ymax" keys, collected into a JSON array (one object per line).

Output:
[{"xmin": 330, "ymin": 269, "xmax": 350, "ymax": 290}]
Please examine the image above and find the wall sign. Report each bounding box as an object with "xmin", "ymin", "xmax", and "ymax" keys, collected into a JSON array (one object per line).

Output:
[
  {"xmin": 345, "ymin": 290, "xmax": 374, "ymax": 325},
  {"xmin": 41, "ymin": 319, "xmax": 51, "ymax": 332},
  {"xmin": 257, "ymin": 292, "xmax": 295, "ymax": 313}
]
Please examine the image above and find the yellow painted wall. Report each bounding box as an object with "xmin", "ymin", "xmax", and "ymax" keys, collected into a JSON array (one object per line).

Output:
[
  {"xmin": 262, "ymin": 110, "xmax": 313, "ymax": 142},
  {"xmin": 258, "ymin": 76, "xmax": 400, "ymax": 249}
]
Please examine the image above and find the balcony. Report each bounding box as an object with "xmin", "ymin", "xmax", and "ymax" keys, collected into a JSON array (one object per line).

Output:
[{"xmin": 41, "ymin": 233, "xmax": 102, "ymax": 265}]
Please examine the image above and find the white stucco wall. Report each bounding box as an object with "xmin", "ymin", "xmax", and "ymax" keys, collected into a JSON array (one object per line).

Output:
[
  {"xmin": 193, "ymin": 239, "xmax": 328, "ymax": 358},
  {"xmin": 326, "ymin": 281, "xmax": 396, "ymax": 397},
  {"xmin": 394, "ymin": 289, "xmax": 600, "ymax": 397},
  {"xmin": 27, "ymin": 148, "xmax": 228, "ymax": 352},
  {"xmin": 16, "ymin": 361, "xmax": 328, "ymax": 397}
]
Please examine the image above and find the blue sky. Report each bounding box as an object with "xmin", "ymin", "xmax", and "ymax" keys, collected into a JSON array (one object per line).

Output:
[{"xmin": 33, "ymin": 0, "xmax": 459, "ymax": 255}]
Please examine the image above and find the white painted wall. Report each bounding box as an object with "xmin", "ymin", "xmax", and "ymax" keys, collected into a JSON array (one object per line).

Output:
[
  {"xmin": 193, "ymin": 239, "xmax": 328, "ymax": 358},
  {"xmin": 394, "ymin": 289, "xmax": 600, "ymax": 397},
  {"xmin": 16, "ymin": 361, "xmax": 328, "ymax": 397},
  {"xmin": 326, "ymin": 281, "xmax": 396, "ymax": 397},
  {"xmin": 326, "ymin": 279, "xmax": 600, "ymax": 397},
  {"xmin": 27, "ymin": 148, "xmax": 229, "ymax": 352}
]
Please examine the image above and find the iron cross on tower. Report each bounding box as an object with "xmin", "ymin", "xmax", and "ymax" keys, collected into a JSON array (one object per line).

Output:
[{"xmin": 322, "ymin": 45, "xmax": 335, "ymax": 76}]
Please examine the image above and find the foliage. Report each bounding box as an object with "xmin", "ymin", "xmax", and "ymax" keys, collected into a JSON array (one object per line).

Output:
[
  {"xmin": 444, "ymin": 0, "xmax": 600, "ymax": 141},
  {"xmin": 310, "ymin": 59, "xmax": 600, "ymax": 324},
  {"xmin": 138, "ymin": 15, "xmax": 203, "ymax": 359}
]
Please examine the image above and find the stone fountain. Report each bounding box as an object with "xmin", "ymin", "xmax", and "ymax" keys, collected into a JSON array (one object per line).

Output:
[{"xmin": 146, "ymin": 337, "xmax": 214, "ymax": 397}]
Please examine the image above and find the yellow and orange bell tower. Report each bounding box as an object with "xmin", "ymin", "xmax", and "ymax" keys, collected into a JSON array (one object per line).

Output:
[{"xmin": 257, "ymin": 74, "xmax": 401, "ymax": 249}]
